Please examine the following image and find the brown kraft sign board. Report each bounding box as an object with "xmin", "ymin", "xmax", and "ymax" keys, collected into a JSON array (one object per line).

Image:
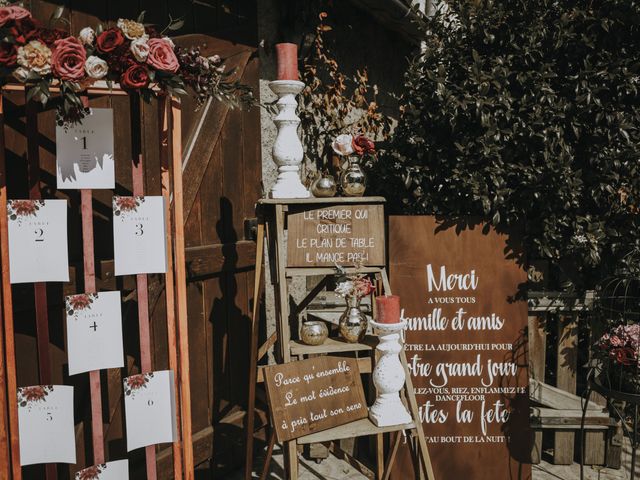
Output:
[
  {"xmin": 286, "ymin": 204, "xmax": 385, "ymax": 267},
  {"xmin": 389, "ymin": 216, "xmax": 531, "ymax": 479},
  {"xmin": 264, "ymin": 356, "xmax": 368, "ymax": 442}
]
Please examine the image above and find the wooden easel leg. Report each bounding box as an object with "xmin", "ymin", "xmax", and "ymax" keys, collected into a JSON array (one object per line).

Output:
[
  {"xmin": 275, "ymin": 205, "xmax": 291, "ymax": 364},
  {"xmin": 378, "ymin": 269, "xmax": 435, "ymax": 480},
  {"xmin": 376, "ymin": 433, "xmax": 385, "ymax": 479},
  {"xmin": 245, "ymin": 220, "xmax": 265, "ymax": 480},
  {"xmin": 284, "ymin": 441, "xmax": 298, "ymax": 480},
  {"xmin": 401, "ymin": 353, "xmax": 435, "ymax": 480},
  {"xmin": 25, "ymin": 94, "xmax": 56, "ymax": 480},
  {"xmin": 78, "ymin": 94, "xmax": 106, "ymax": 468},
  {"xmin": 259, "ymin": 429, "xmax": 277, "ymax": 480},
  {"xmin": 170, "ymin": 97, "xmax": 195, "ymax": 479},
  {"xmin": 159, "ymin": 96, "xmax": 184, "ymax": 480},
  {"xmin": 382, "ymin": 432, "xmax": 402, "ymax": 480},
  {"xmin": 0, "ymin": 93, "xmax": 14, "ymax": 479},
  {"xmin": 130, "ymin": 94, "xmax": 157, "ymax": 480}
]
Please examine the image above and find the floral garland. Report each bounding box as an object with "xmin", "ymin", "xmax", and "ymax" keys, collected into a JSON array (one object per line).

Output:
[{"xmin": 0, "ymin": 3, "xmax": 253, "ymax": 126}]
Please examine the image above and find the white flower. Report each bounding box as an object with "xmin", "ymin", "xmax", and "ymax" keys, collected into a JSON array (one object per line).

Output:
[
  {"xmin": 162, "ymin": 36, "xmax": 175, "ymax": 48},
  {"xmin": 332, "ymin": 134, "xmax": 354, "ymax": 156},
  {"xmin": 78, "ymin": 27, "xmax": 95, "ymax": 45},
  {"xmin": 117, "ymin": 18, "xmax": 146, "ymax": 40},
  {"xmin": 208, "ymin": 54, "xmax": 221, "ymax": 65},
  {"xmin": 130, "ymin": 37, "xmax": 150, "ymax": 62},
  {"xmin": 335, "ymin": 281, "xmax": 355, "ymax": 298},
  {"xmin": 84, "ymin": 55, "xmax": 108, "ymax": 79},
  {"xmin": 12, "ymin": 67, "xmax": 29, "ymax": 83},
  {"xmin": 17, "ymin": 40, "xmax": 52, "ymax": 75}
]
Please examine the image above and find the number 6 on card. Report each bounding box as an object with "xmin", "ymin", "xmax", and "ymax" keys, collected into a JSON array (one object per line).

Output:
[{"xmin": 112, "ymin": 196, "xmax": 168, "ymax": 276}]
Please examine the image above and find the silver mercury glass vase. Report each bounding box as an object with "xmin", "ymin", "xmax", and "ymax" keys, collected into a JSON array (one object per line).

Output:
[
  {"xmin": 340, "ymin": 157, "xmax": 367, "ymax": 197},
  {"xmin": 339, "ymin": 296, "xmax": 368, "ymax": 343},
  {"xmin": 311, "ymin": 173, "xmax": 338, "ymax": 197}
]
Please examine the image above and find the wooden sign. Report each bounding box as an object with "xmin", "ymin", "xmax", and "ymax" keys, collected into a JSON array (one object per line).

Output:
[
  {"xmin": 286, "ymin": 204, "xmax": 384, "ymax": 267},
  {"xmin": 264, "ymin": 356, "xmax": 368, "ymax": 442},
  {"xmin": 389, "ymin": 216, "xmax": 531, "ymax": 479}
]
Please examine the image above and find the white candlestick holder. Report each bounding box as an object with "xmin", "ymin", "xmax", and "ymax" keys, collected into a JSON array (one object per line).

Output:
[
  {"xmin": 269, "ymin": 80, "xmax": 310, "ymax": 199},
  {"xmin": 369, "ymin": 319, "xmax": 413, "ymax": 427}
]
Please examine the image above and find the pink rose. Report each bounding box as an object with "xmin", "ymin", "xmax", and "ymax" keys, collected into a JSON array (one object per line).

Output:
[
  {"xmin": 8, "ymin": 6, "xmax": 31, "ymax": 21},
  {"xmin": 0, "ymin": 5, "xmax": 31, "ymax": 27},
  {"xmin": 609, "ymin": 335, "xmax": 625, "ymax": 348},
  {"xmin": 51, "ymin": 36, "xmax": 86, "ymax": 81},
  {"xmin": 147, "ymin": 38, "xmax": 179, "ymax": 72}
]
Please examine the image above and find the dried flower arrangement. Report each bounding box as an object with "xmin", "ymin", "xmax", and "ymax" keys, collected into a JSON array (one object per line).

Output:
[
  {"xmin": 335, "ymin": 274, "xmax": 375, "ymax": 300},
  {"xmin": 300, "ymin": 11, "xmax": 390, "ymax": 179}
]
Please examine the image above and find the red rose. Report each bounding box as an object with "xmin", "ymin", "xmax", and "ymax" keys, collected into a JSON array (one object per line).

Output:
[
  {"xmin": 611, "ymin": 347, "xmax": 637, "ymax": 366},
  {"xmin": 51, "ymin": 37, "xmax": 86, "ymax": 81},
  {"xmin": 0, "ymin": 42, "xmax": 17, "ymax": 67},
  {"xmin": 9, "ymin": 17, "xmax": 40, "ymax": 45},
  {"xmin": 96, "ymin": 27, "xmax": 125, "ymax": 54},
  {"xmin": 120, "ymin": 64, "xmax": 149, "ymax": 89},
  {"xmin": 38, "ymin": 27, "xmax": 68, "ymax": 46},
  {"xmin": 352, "ymin": 135, "xmax": 375, "ymax": 156},
  {"xmin": 147, "ymin": 38, "xmax": 179, "ymax": 72}
]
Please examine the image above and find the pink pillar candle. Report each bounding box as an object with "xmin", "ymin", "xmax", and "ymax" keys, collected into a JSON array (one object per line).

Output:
[
  {"xmin": 275, "ymin": 42, "xmax": 299, "ymax": 81},
  {"xmin": 376, "ymin": 295, "xmax": 401, "ymax": 324}
]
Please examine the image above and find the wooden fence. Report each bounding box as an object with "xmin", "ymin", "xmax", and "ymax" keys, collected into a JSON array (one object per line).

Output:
[{"xmin": 528, "ymin": 291, "xmax": 622, "ymax": 468}]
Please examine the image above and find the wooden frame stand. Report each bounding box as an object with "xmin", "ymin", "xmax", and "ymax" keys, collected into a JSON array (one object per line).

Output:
[
  {"xmin": 0, "ymin": 85, "xmax": 194, "ymax": 479},
  {"xmin": 245, "ymin": 197, "xmax": 435, "ymax": 480}
]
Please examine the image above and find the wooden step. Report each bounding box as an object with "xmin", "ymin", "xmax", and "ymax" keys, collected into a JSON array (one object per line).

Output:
[
  {"xmin": 297, "ymin": 417, "xmax": 414, "ymax": 445},
  {"xmin": 530, "ymin": 407, "xmax": 612, "ymax": 430},
  {"xmin": 291, "ymin": 336, "xmax": 377, "ymax": 356},
  {"xmin": 307, "ymin": 310, "xmax": 372, "ymax": 327},
  {"xmin": 529, "ymin": 379, "xmax": 603, "ymax": 411}
]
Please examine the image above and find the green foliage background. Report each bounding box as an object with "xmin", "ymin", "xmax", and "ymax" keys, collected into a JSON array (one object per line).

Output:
[{"xmin": 371, "ymin": 0, "xmax": 640, "ymax": 290}]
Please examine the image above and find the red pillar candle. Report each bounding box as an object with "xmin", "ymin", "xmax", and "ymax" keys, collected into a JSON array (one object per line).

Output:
[
  {"xmin": 376, "ymin": 295, "xmax": 401, "ymax": 324},
  {"xmin": 275, "ymin": 42, "xmax": 299, "ymax": 81}
]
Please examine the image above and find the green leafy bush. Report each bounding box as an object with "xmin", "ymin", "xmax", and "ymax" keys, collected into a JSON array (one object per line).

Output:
[{"xmin": 372, "ymin": 0, "xmax": 640, "ymax": 290}]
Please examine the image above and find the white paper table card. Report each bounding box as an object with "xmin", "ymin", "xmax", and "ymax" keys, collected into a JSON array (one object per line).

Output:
[
  {"xmin": 56, "ymin": 108, "xmax": 115, "ymax": 190},
  {"xmin": 18, "ymin": 385, "xmax": 76, "ymax": 465},
  {"xmin": 75, "ymin": 459, "xmax": 129, "ymax": 480},
  {"xmin": 7, "ymin": 199, "xmax": 70, "ymax": 284},
  {"xmin": 113, "ymin": 196, "xmax": 167, "ymax": 276},
  {"xmin": 66, "ymin": 291, "xmax": 124, "ymax": 376},
  {"xmin": 124, "ymin": 370, "xmax": 177, "ymax": 451}
]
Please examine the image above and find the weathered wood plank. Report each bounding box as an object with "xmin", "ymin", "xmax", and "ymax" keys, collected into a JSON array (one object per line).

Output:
[
  {"xmin": 186, "ymin": 241, "xmax": 257, "ymax": 278},
  {"xmin": 530, "ymin": 408, "xmax": 611, "ymax": 429},
  {"xmin": 554, "ymin": 315, "xmax": 578, "ymax": 465},
  {"xmin": 529, "ymin": 380, "xmax": 602, "ymax": 411},
  {"xmin": 528, "ymin": 315, "xmax": 546, "ymax": 464}
]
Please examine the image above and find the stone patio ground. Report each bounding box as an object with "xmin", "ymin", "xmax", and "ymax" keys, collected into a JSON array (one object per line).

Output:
[{"xmin": 231, "ymin": 438, "xmax": 637, "ymax": 480}]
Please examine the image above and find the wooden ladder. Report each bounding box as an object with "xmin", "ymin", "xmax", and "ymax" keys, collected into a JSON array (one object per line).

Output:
[{"xmin": 244, "ymin": 198, "xmax": 435, "ymax": 480}]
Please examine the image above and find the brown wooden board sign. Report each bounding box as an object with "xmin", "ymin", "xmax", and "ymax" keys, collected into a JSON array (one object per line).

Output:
[
  {"xmin": 286, "ymin": 204, "xmax": 385, "ymax": 267},
  {"xmin": 264, "ymin": 356, "xmax": 368, "ymax": 442},
  {"xmin": 389, "ymin": 216, "xmax": 532, "ymax": 479}
]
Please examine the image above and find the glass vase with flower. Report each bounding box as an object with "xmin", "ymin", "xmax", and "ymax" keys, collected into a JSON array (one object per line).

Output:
[
  {"xmin": 331, "ymin": 133, "xmax": 376, "ymax": 197},
  {"xmin": 335, "ymin": 274, "xmax": 376, "ymax": 342}
]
